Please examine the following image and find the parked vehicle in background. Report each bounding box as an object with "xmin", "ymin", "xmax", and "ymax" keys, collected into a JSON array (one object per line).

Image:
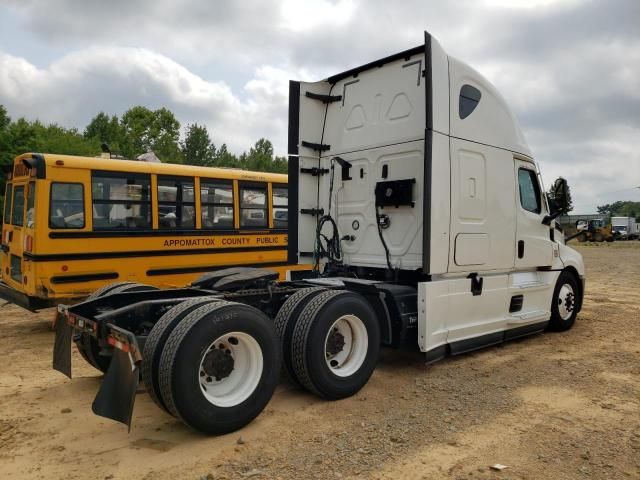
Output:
[
  {"xmin": 611, "ymin": 216, "xmax": 639, "ymax": 240},
  {"xmin": 53, "ymin": 31, "xmax": 585, "ymax": 435},
  {"xmin": 573, "ymin": 218, "xmax": 615, "ymax": 242},
  {"xmin": 1, "ymin": 153, "xmax": 305, "ymax": 311}
]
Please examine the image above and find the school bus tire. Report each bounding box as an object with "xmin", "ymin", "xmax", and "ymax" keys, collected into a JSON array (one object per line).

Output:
[
  {"xmin": 158, "ymin": 301, "xmax": 280, "ymax": 434},
  {"xmin": 273, "ymin": 287, "xmax": 327, "ymax": 386},
  {"xmin": 76, "ymin": 282, "xmax": 157, "ymax": 373},
  {"xmin": 141, "ymin": 297, "xmax": 221, "ymax": 414}
]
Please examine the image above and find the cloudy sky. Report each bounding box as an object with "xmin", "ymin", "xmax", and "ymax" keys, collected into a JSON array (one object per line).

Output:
[{"xmin": 0, "ymin": 0, "xmax": 638, "ymax": 213}]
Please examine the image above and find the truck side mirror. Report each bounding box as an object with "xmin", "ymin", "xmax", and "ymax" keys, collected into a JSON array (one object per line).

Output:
[
  {"xmin": 543, "ymin": 177, "xmax": 569, "ymax": 225},
  {"xmin": 550, "ymin": 177, "xmax": 569, "ymax": 214}
]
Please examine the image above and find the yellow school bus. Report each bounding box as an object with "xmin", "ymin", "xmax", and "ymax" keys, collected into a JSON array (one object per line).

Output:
[{"xmin": 1, "ymin": 153, "xmax": 299, "ymax": 311}]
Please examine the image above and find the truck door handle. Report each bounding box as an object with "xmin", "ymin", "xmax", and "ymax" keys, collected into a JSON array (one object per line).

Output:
[
  {"xmin": 8, "ymin": 231, "xmax": 12, "ymax": 242},
  {"xmin": 518, "ymin": 240, "xmax": 525, "ymax": 259}
]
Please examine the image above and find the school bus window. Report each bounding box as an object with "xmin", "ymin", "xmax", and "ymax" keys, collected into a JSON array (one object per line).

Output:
[
  {"xmin": 26, "ymin": 181, "xmax": 36, "ymax": 228},
  {"xmin": 158, "ymin": 177, "xmax": 196, "ymax": 229},
  {"xmin": 92, "ymin": 172, "xmax": 150, "ymax": 229},
  {"xmin": 50, "ymin": 183, "xmax": 84, "ymax": 229},
  {"xmin": 3, "ymin": 184, "xmax": 12, "ymax": 225},
  {"xmin": 11, "ymin": 186, "xmax": 25, "ymax": 227},
  {"xmin": 240, "ymin": 185, "xmax": 267, "ymax": 228},
  {"xmin": 272, "ymin": 186, "xmax": 287, "ymax": 229},
  {"xmin": 201, "ymin": 180, "xmax": 233, "ymax": 229}
]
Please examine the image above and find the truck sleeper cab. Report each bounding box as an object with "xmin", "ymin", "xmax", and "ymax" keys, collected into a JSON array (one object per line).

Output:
[{"xmin": 53, "ymin": 31, "xmax": 584, "ymax": 435}]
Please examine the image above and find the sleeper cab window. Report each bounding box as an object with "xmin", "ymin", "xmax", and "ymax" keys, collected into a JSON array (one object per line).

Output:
[
  {"xmin": 49, "ymin": 183, "xmax": 85, "ymax": 229},
  {"xmin": 91, "ymin": 172, "xmax": 151, "ymax": 229},
  {"xmin": 272, "ymin": 185, "xmax": 288, "ymax": 229},
  {"xmin": 239, "ymin": 184, "xmax": 267, "ymax": 228},
  {"xmin": 157, "ymin": 176, "xmax": 195, "ymax": 229},
  {"xmin": 459, "ymin": 84, "xmax": 481, "ymax": 119},
  {"xmin": 201, "ymin": 179, "xmax": 234, "ymax": 229},
  {"xmin": 518, "ymin": 168, "xmax": 541, "ymax": 214}
]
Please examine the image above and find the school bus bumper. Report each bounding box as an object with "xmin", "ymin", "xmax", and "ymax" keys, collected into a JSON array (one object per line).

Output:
[{"xmin": 0, "ymin": 280, "xmax": 58, "ymax": 311}]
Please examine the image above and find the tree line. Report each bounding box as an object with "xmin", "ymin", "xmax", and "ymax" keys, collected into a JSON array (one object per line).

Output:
[
  {"xmin": 596, "ymin": 201, "xmax": 640, "ymax": 221},
  {"xmin": 0, "ymin": 104, "xmax": 288, "ymax": 177}
]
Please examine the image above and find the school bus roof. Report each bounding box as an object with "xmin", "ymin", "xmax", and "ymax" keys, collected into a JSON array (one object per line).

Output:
[{"xmin": 14, "ymin": 153, "xmax": 288, "ymax": 183}]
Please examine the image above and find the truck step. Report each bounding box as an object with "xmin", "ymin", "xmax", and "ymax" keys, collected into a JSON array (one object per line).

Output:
[
  {"xmin": 507, "ymin": 309, "xmax": 549, "ymax": 324},
  {"xmin": 514, "ymin": 281, "xmax": 549, "ymax": 290}
]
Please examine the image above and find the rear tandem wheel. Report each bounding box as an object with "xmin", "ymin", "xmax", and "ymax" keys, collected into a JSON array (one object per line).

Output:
[
  {"xmin": 157, "ymin": 301, "xmax": 280, "ymax": 434},
  {"xmin": 290, "ymin": 290, "xmax": 381, "ymax": 400},
  {"xmin": 273, "ymin": 287, "xmax": 327, "ymax": 386},
  {"xmin": 141, "ymin": 296, "xmax": 221, "ymax": 414}
]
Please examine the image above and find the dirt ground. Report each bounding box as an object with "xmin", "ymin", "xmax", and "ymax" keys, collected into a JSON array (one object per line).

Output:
[{"xmin": 1, "ymin": 243, "xmax": 639, "ymax": 480}]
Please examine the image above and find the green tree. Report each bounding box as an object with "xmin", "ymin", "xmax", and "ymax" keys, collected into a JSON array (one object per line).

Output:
[
  {"xmin": 212, "ymin": 143, "xmax": 239, "ymax": 168},
  {"xmin": 238, "ymin": 138, "xmax": 287, "ymax": 173},
  {"xmin": 120, "ymin": 106, "xmax": 182, "ymax": 162},
  {"xmin": 181, "ymin": 123, "xmax": 215, "ymax": 166},
  {"xmin": 597, "ymin": 201, "xmax": 640, "ymax": 221},
  {"xmin": 0, "ymin": 105, "xmax": 12, "ymax": 168},
  {"xmin": 84, "ymin": 112, "xmax": 123, "ymax": 152}
]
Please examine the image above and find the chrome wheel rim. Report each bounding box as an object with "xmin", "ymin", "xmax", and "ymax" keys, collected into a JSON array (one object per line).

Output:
[{"xmin": 558, "ymin": 284, "xmax": 575, "ymax": 321}]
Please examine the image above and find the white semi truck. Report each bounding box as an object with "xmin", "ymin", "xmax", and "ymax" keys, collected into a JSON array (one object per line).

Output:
[
  {"xmin": 53, "ymin": 32, "xmax": 585, "ymax": 434},
  {"xmin": 611, "ymin": 216, "xmax": 639, "ymax": 240}
]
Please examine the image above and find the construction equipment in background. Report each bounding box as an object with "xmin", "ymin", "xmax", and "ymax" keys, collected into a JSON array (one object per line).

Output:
[{"xmin": 569, "ymin": 219, "xmax": 615, "ymax": 243}]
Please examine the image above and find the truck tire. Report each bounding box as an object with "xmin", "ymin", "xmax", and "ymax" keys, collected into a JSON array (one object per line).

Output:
[
  {"xmin": 577, "ymin": 233, "xmax": 587, "ymax": 243},
  {"xmin": 593, "ymin": 232, "xmax": 604, "ymax": 242},
  {"xmin": 273, "ymin": 287, "xmax": 327, "ymax": 386},
  {"xmin": 548, "ymin": 271, "xmax": 580, "ymax": 332},
  {"xmin": 158, "ymin": 301, "xmax": 280, "ymax": 434},
  {"xmin": 141, "ymin": 297, "xmax": 220, "ymax": 414},
  {"xmin": 76, "ymin": 282, "xmax": 157, "ymax": 373},
  {"xmin": 290, "ymin": 290, "xmax": 380, "ymax": 400}
]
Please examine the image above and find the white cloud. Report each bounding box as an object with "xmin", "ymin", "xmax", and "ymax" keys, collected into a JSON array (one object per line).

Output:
[
  {"xmin": 0, "ymin": 47, "xmax": 294, "ymax": 155},
  {"xmin": 0, "ymin": 0, "xmax": 638, "ymax": 213}
]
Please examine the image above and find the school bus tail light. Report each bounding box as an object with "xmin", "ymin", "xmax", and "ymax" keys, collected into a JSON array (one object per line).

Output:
[{"xmin": 24, "ymin": 235, "xmax": 33, "ymax": 253}]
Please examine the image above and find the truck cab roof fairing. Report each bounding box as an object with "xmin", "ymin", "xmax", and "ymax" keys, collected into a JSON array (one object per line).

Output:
[{"xmin": 448, "ymin": 57, "xmax": 532, "ymax": 158}]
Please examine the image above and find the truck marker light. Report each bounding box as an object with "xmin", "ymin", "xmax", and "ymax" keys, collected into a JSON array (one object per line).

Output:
[
  {"xmin": 107, "ymin": 336, "xmax": 130, "ymax": 353},
  {"xmin": 62, "ymin": 265, "xmax": 68, "ymax": 272}
]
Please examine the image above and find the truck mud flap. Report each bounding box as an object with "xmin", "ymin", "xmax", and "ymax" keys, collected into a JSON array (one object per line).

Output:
[
  {"xmin": 52, "ymin": 311, "xmax": 72, "ymax": 378},
  {"xmin": 91, "ymin": 326, "xmax": 141, "ymax": 432}
]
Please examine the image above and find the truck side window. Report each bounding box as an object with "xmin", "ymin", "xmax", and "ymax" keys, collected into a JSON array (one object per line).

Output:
[
  {"xmin": 459, "ymin": 84, "xmax": 481, "ymax": 119},
  {"xmin": 518, "ymin": 169, "xmax": 541, "ymax": 214}
]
